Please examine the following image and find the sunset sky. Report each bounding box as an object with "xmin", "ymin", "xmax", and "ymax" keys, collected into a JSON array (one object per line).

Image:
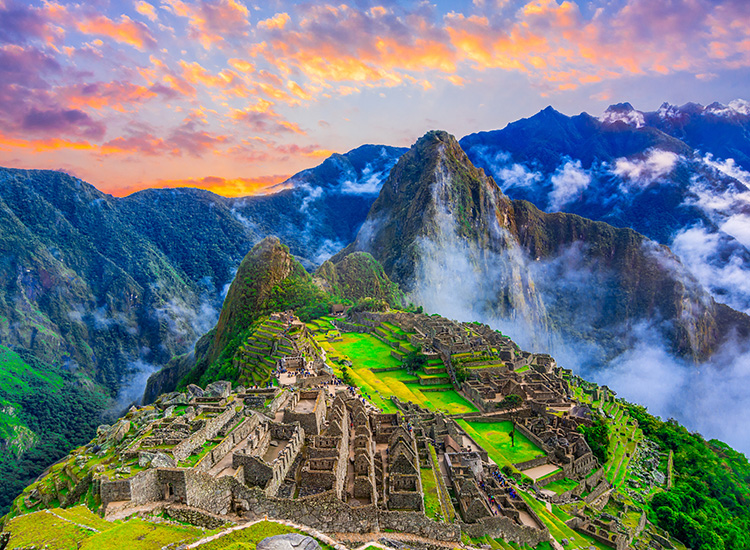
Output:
[{"xmin": 1, "ymin": 0, "xmax": 749, "ymax": 197}]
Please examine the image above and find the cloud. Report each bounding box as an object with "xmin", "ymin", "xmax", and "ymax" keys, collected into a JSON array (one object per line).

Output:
[
  {"xmin": 164, "ymin": 0, "xmax": 250, "ymax": 50},
  {"xmin": 123, "ymin": 174, "xmax": 290, "ymax": 197},
  {"xmin": 258, "ymin": 12, "xmax": 290, "ymax": 31},
  {"xmin": 76, "ymin": 14, "xmax": 157, "ymax": 50},
  {"xmin": 135, "ymin": 1, "xmax": 158, "ymax": 22},
  {"xmin": 596, "ymin": 323, "xmax": 750, "ymax": 455},
  {"xmin": 21, "ymin": 107, "xmax": 106, "ymax": 140},
  {"xmin": 230, "ymin": 103, "xmax": 304, "ymax": 135},
  {"xmin": 0, "ymin": 0, "xmax": 55, "ymax": 45},
  {"xmin": 671, "ymin": 226, "xmax": 750, "ymax": 314},
  {"xmin": 62, "ymin": 81, "xmax": 159, "ymax": 111},
  {"xmin": 166, "ymin": 120, "xmax": 230, "ymax": 157},
  {"xmin": 548, "ymin": 159, "xmax": 590, "ymax": 210},
  {"xmin": 613, "ymin": 149, "xmax": 679, "ymax": 189}
]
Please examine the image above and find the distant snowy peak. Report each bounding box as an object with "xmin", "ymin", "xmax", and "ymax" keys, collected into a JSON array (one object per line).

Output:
[
  {"xmin": 652, "ymin": 99, "xmax": 750, "ymax": 120},
  {"xmin": 599, "ymin": 103, "xmax": 646, "ymax": 128},
  {"xmin": 704, "ymin": 99, "xmax": 750, "ymax": 118}
]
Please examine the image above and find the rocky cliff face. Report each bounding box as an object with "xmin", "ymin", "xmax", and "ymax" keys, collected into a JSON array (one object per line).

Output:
[{"xmin": 342, "ymin": 131, "xmax": 750, "ymax": 364}]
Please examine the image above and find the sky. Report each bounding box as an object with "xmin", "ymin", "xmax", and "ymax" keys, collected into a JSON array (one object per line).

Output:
[{"xmin": 1, "ymin": 0, "xmax": 749, "ymax": 197}]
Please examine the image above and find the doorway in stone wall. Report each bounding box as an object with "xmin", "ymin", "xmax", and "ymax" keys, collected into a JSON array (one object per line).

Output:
[{"xmin": 165, "ymin": 482, "xmax": 173, "ymax": 500}]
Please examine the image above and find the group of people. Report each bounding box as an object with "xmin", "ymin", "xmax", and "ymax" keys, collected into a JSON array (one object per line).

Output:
[{"xmin": 479, "ymin": 470, "xmax": 520, "ymax": 515}]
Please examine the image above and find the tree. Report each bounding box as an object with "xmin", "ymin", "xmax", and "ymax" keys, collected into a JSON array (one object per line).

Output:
[{"xmin": 404, "ymin": 351, "xmax": 427, "ymax": 374}]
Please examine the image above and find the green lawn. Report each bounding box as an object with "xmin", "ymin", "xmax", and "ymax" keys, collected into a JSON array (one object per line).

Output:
[
  {"xmin": 81, "ymin": 518, "xmax": 203, "ymax": 550},
  {"xmin": 329, "ymin": 333, "xmax": 477, "ymax": 414},
  {"xmin": 3, "ymin": 511, "xmax": 205, "ymax": 550},
  {"xmin": 456, "ymin": 420, "xmax": 543, "ymax": 467},
  {"xmin": 542, "ymin": 478, "xmax": 579, "ymax": 495},
  {"xmin": 193, "ymin": 520, "xmax": 334, "ymax": 550}
]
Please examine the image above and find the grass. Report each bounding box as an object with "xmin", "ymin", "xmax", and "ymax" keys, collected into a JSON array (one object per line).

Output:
[
  {"xmin": 520, "ymin": 493, "xmax": 610, "ymax": 550},
  {"xmin": 194, "ymin": 520, "xmax": 334, "ymax": 550},
  {"xmin": 328, "ymin": 333, "xmax": 477, "ymax": 414},
  {"xmin": 80, "ymin": 518, "xmax": 203, "ymax": 550},
  {"xmin": 542, "ymin": 478, "xmax": 578, "ymax": 495},
  {"xmin": 5, "ymin": 510, "xmax": 92, "ymax": 550},
  {"xmin": 456, "ymin": 420, "xmax": 543, "ymax": 466},
  {"xmin": 421, "ymin": 467, "xmax": 443, "ymax": 519},
  {"xmin": 3, "ymin": 510, "xmax": 204, "ymax": 550}
]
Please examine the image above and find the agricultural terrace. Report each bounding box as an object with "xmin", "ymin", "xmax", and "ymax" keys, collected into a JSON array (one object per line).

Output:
[
  {"xmin": 602, "ymin": 400, "xmax": 643, "ymax": 489},
  {"xmin": 520, "ymin": 494, "xmax": 611, "ymax": 550},
  {"xmin": 2, "ymin": 507, "xmax": 215, "ymax": 550},
  {"xmin": 314, "ymin": 327, "xmax": 477, "ymax": 415},
  {"xmin": 456, "ymin": 420, "xmax": 544, "ymax": 468}
]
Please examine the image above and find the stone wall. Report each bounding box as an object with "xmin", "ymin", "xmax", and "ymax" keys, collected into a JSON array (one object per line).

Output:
[
  {"xmin": 535, "ymin": 468, "xmax": 566, "ymax": 488},
  {"xmin": 284, "ymin": 391, "xmax": 325, "ymax": 435},
  {"xmin": 195, "ymin": 416, "xmax": 257, "ymax": 473},
  {"xmin": 514, "ymin": 456, "xmax": 548, "ymax": 471},
  {"xmin": 584, "ymin": 480, "xmax": 610, "ymax": 504},
  {"xmin": 462, "ymin": 514, "xmax": 550, "ymax": 547},
  {"xmin": 157, "ymin": 469, "xmax": 188, "ymax": 503},
  {"xmin": 514, "ymin": 423, "xmax": 549, "ymax": 453},
  {"xmin": 131, "ymin": 469, "xmax": 161, "ymax": 504},
  {"xmin": 173, "ymin": 407, "xmax": 237, "ymax": 462},
  {"xmin": 100, "ymin": 478, "xmax": 131, "ymax": 506},
  {"xmin": 234, "ymin": 485, "xmax": 379, "ymax": 534},
  {"xmin": 185, "ymin": 469, "xmax": 234, "ymax": 515},
  {"xmin": 164, "ymin": 505, "xmax": 232, "ymax": 530},
  {"xmin": 566, "ymin": 518, "xmax": 626, "ymax": 550},
  {"xmin": 61, "ymin": 473, "xmax": 92, "ymax": 508},
  {"xmin": 379, "ymin": 511, "xmax": 460, "ymax": 541},
  {"xmin": 333, "ymin": 320, "xmax": 371, "ymax": 334},
  {"xmin": 299, "ymin": 374, "xmax": 332, "ymax": 388}
]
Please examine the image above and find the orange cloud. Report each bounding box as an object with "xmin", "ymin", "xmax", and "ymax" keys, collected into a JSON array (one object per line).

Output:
[
  {"xmin": 0, "ymin": 132, "xmax": 97, "ymax": 153},
  {"xmin": 62, "ymin": 81, "xmax": 158, "ymax": 111},
  {"xmin": 164, "ymin": 0, "xmax": 250, "ymax": 50},
  {"xmin": 258, "ymin": 13, "xmax": 290, "ymax": 31},
  {"xmin": 135, "ymin": 1, "xmax": 158, "ymax": 22},
  {"xmin": 76, "ymin": 14, "xmax": 156, "ymax": 50},
  {"xmin": 123, "ymin": 174, "xmax": 291, "ymax": 197}
]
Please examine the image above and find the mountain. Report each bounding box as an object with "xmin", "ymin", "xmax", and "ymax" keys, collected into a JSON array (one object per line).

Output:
[
  {"xmin": 230, "ymin": 144, "xmax": 406, "ymax": 266},
  {"xmin": 459, "ymin": 102, "xmax": 750, "ymax": 314},
  {"xmin": 145, "ymin": 238, "xmax": 405, "ymax": 400},
  {"xmin": 315, "ymin": 251, "xmax": 404, "ymax": 307},
  {"xmin": 0, "ymin": 143, "xmax": 403, "ymax": 515},
  {"xmin": 339, "ymin": 130, "xmax": 750, "ymax": 365}
]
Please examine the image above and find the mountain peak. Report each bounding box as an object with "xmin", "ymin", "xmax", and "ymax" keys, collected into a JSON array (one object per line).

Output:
[{"xmin": 600, "ymin": 103, "xmax": 645, "ymax": 128}]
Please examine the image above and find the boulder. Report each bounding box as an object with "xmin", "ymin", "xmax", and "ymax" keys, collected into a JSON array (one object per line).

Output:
[
  {"xmin": 205, "ymin": 380, "xmax": 231, "ymax": 398},
  {"xmin": 257, "ymin": 534, "xmax": 321, "ymax": 550},
  {"xmin": 161, "ymin": 392, "xmax": 188, "ymax": 406},
  {"xmin": 151, "ymin": 451, "xmax": 176, "ymax": 468},
  {"xmin": 110, "ymin": 420, "xmax": 131, "ymax": 444},
  {"xmin": 139, "ymin": 452, "xmax": 156, "ymax": 468},
  {"xmin": 187, "ymin": 384, "xmax": 204, "ymax": 398}
]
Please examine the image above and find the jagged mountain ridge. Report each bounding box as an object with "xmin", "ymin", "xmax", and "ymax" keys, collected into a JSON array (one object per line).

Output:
[
  {"xmin": 340, "ymin": 130, "xmax": 750, "ymax": 365},
  {"xmin": 460, "ymin": 101, "xmax": 750, "ymax": 313}
]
